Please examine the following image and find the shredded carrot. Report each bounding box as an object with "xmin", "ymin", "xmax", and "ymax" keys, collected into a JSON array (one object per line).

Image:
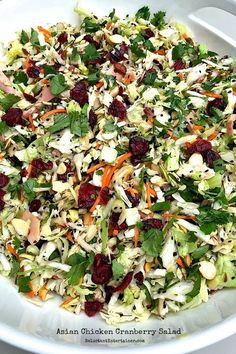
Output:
[
  {"xmin": 146, "ymin": 183, "xmax": 152, "ymax": 209},
  {"xmin": 124, "ymin": 72, "xmax": 135, "ymax": 85},
  {"xmin": 208, "ymin": 131, "xmax": 218, "ymax": 141},
  {"xmin": 40, "ymin": 108, "xmax": 66, "ymax": 121},
  {"xmin": 40, "ymin": 79, "xmax": 49, "ymax": 85},
  {"xmin": 177, "ymin": 72, "xmax": 184, "ymax": 80},
  {"xmin": 104, "ymin": 152, "xmax": 132, "ymax": 187},
  {"xmin": 133, "ymin": 227, "xmax": 140, "ymax": 248},
  {"xmin": 112, "ymin": 229, "xmax": 119, "ymax": 236},
  {"xmin": 201, "ymin": 91, "xmax": 223, "ymax": 99},
  {"xmin": 0, "ymin": 153, "xmax": 4, "ymax": 160},
  {"xmin": 83, "ymin": 213, "xmax": 93, "ymax": 226},
  {"xmin": 86, "ymin": 162, "xmax": 105, "ymax": 174},
  {"xmin": 126, "ymin": 187, "xmax": 138, "ymax": 197},
  {"xmin": 101, "ymin": 165, "xmax": 111, "ymax": 187},
  {"xmin": 191, "ymin": 124, "xmax": 205, "ymax": 131},
  {"xmin": 28, "ymin": 114, "xmax": 36, "ymax": 131},
  {"xmin": 96, "ymin": 81, "xmax": 104, "ymax": 89},
  {"xmin": 155, "ymin": 49, "xmax": 165, "ymax": 55},
  {"xmin": 95, "ymin": 142, "xmax": 101, "ymax": 150},
  {"xmin": 25, "ymin": 55, "xmax": 31, "ymax": 70},
  {"xmin": 89, "ymin": 196, "xmax": 101, "ymax": 213},
  {"xmin": 162, "ymin": 213, "xmax": 197, "ymax": 221},
  {"xmin": 60, "ymin": 296, "xmax": 74, "ymax": 307},
  {"xmin": 106, "ymin": 21, "xmax": 113, "ymax": 30},
  {"xmin": 39, "ymin": 286, "xmax": 48, "ymax": 301},
  {"xmin": 176, "ymin": 257, "xmax": 185, "ymax": 269},
  {"xmin": 27, "ymin": 164, "xmax": 33, "ymax": 177},
  {"xmin": 147, "ymin": 116, "xmax": 154, "ymax": 125},
  {"xmin": 66, "ymin": 231, "xmax": 74, "ymax": 243},
  {"xmin": 182, "ymin": 33, "xmax": 189, "ymax": 40},
  {"xmin": 6, "ymin": 244, "xmax": 20, "ymax": 261},
  {"xmin": 28, "ymin": 290, "xmax": 35, "ymax": 298},
  {"xmin": 20, "ymin": 190, "xmax": 25, "ymax": 203},
  {"xmin": 149, "ymin": 187, "xmax": 156, "ymax": 197},
  {"xmin": 37, "ymin": 26, "xmax": 51, "ymax": 42}
]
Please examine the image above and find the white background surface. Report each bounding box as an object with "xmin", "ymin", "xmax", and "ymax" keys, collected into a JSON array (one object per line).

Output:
[{"xmin": 0, "ymin": 334, "xmax": 236, "ymax": 354}]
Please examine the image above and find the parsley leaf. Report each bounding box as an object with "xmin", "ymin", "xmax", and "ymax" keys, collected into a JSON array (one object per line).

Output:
[
  {"xmin": 69, "ymin": 104, "xmax": 89, "ymax": 137},
  {"xmin": 104, "ymin": 119, "xmax": 118, "ymax": 132},
  {"xmin": 0, "ymin": 94, "xmax": 20, "ymax": 111},
  {"xmin": 187, "ymin": 269, "xmax": 201, "ymax": 299},
  {"xmin": 143, "ymin": 71, "xmax": 157, "ymax": 85},
  {"xmin": 197, "ymin": 208, "xmax": 232, "ymax": 234},
  {"xmin": 66, "ymin": 251, "xmax": 94, "ymax": 286},
  {"xmin": 14, "ymin": 71, "xmax": 28, "ymax": 85},
  {"xmin": 140, "ymin": 228, "xmax": 164, "ymax": 257},
  {"xmin": 87, "ymin": 70, "xmax": 100, "ymax": 85},
  {"xmin": 151, "ymin": 201, "xmax": 171, "ymax": 212},
  {"xmin": 43, "ymin": 65, "xmax": 57, "ymax": 76},
  {"xmin": 82, "ymin": 44, "xmax": 100, "ymax": 62},
  {"xmin": 112, "ymin": 260, "xmax": 124, "ymax": 280},
  {"xmin": 50, "ymin": 74, "xmax": 69, "ymax": 96},
  {"xmin": 151, "ymin": 11, "xmax": 166, "ymax": 29},
  {"xmin": 130, "ymin": 42, "xmax": 145, "ymax": 58},
  {"xmin": 20, "ymin": 30, "xmax": 29, "ymax": 45},
  {"xmin": 18, "ymin": 276, "xmax": 31, "ymax": 293},
  {"xmin": 23, "ymin": 178, "xmax": 39, "ymax": 202},
  {"xmin": 135, "ymin": 6, "xmax": 151, "ymax": 20},
  {"xmin": 10, "ymin": 259, "xmax": 20, "ymax": 277},
  {"xmin": 48, "ymin": 113, "xmax": 70, "ymax": 133},
  {"xmin": 31, "ymin": 28, "xmax": 40, "ymax": 47},
  {"xmin": 0, "ymin": 121, "xmax": 9, "ymax": 134},
  {"xmin": 83, "ymin": 17, "xmax": 100, "ymax": 33},
  {"xmin": 172, "ymin": 43, "xmax": 186, "ymax": 60}
]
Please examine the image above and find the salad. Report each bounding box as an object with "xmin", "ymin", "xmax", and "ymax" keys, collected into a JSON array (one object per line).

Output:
[{"xmin": 0, "ymin": 4, "xmax": 236, "ymax": 325}]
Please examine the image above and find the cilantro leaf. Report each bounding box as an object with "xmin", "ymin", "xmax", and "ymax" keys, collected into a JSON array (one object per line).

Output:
[
  {"xmin": 20, "ymin": 30, "xmax": 29, "ymax": 45},
  {"xmin": 10, "ymin": 259, "xmax": 20, "ymax": 277},
  {"xmin": 31, "ymin": 28, "xmax": 40, "ymax": 47},
  {"xmin": 151, "ymin": 201, "xmax": 171, "ymax": 212},
  {"xmin": 187, "ymin": 268, "xmax": 201, "ymax": 299},
  {"xmin": 83, "ymin": 17, "xmax": 100, "ymax": 33},
  {"xmin": 136, "ymin": 6, "xmax": 151, "ymax": 20},
  {"xmin": 18, "ymin": 276, "xmax": 31, "ymax": 293},
  {"xmin": 112, "ymin": 260, "xmax": 124, "ymax": 280},
  {"xmin": 71, "ymin": 47, "xmax": 79, "ymax": 62},
  {"xmin": 172, "ymin": 43, "xmax": 186, "ymax": 60},
  {"xmin": 191, "ymin": 245, "xmax": 210, "ymax": 260},
  {"xmin": 151, "ymin": 11, "xmax": 166, "ymax": 29},
  {"xmin": 66, "ymin": 251, "xmax": 94, "ymax": 286},
  {"xmin": 23, "ymin": 178, "xmax": 39, "ymax": 202},
  {"xmin": 143, "ymin": 71, "xmax": 157, "ymax": 85},
  {"xmin": 139, "ymin": 167, "xmax": 147, "ymax": 201},
  {"xmin": 82, "ymin": 44, "xmax": 100, "ymax": 62},
  {"xmin": 130, "ymin": 42, "xmax": 145, "ymax": 58},
  {"xmin": 48, "ymin": 113, "xmax": 70, "ymax": 134},
  {"xmin": 140, "ymin": 228, "xmax": 164, "ymax": 257},
  {"xmin": 87, "ymin": 70, "xmax": 100, "ymax": 85},
  {"xmin": 0, "ymin": 121, "xmax": 9, "ymax": 134},
  {"xmin": 197, "ymin": 208, "xmax": 232, "ymax": 234},
  {"xmin": 43, "ymin": 65, "xmax": 57, "ymax": 76},
  {"xmin": 0, "ymin": 94, "xmax": 20, "ymax": 112},
  {"xmin": 69, "ymin": 104, "xmax": 89, "ymax": 137},
  {"xmin": 13, "ymin": 71, "xmax": 28, "ymax": 85},
  {"xmin": 50, "ymin": 74, "xmax": 69, "ymax": 96},
  {"xmin": 104, "ymin": 119, "xmax": 118, "ymax": 132}
]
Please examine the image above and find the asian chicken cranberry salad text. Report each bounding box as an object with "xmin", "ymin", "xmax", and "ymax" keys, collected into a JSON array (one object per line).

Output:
[{"xmin": 0, "ymin": 5, "xmax": 236, "ymax": 324}]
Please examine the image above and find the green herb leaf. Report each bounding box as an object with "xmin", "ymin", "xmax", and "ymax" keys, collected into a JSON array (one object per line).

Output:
[
  {"xmin": 144, "ymin": 39, "xmax": 155, "ymax": 52},
  {"xmin": 0, "ymin": 121, "xmax": 9, "ymax": 134},
  {"xmin": 136, "ymin": 6, "xmax": 151, "ymax": 20},
  {"xmin": 83, "ymin": 17, "xmax": 100, "ymax": 33},
  {"xmin": 191, "ymin": 245, "xmax": 210, "ymax": 260},
  {"xmin": 66, "ymin": 251, "xmax": 94, "ymax": 286},
  {"xmin": 172, "ymin": 43, "xmax": 185, "ymax": 60},
  {"xmin": 187, "ymin": 269, "xmax": 201, "ymax": 299},
  {"xmin": 31, "ymin": 28, "xmax": 40, "ymax": 47},
  {"xmin": 112, "ymin": 260, "xmax": 124, "ymax": 279},
  {"xmin": 151, "ymin": 11, "xmax": 166, "ymax": 29},
  {"xmin": 10, "ymin": 259, "xmax": 20, "ymax": 277},
  {"xmin": 71, "ymin": 48, "xmax": 79, "ymax": 62},
  {"xmin": 87, "ymin": 70, "xmax": 100, "ymax": 85},
  {"xmin": 13, "ymin": 71, "xmax": 28, "ymax": 85},
  {"xmin": 50, "ymin": 74, "xmax": 69, "ymax": 96},
  {"xmin": 104, "ymin": 119, "xmax": 118, "ymax": 132},
  {"xmin": 69, "ymin": 104, "xmax": 89, "ymax": 137},
  {"xmin": 13, "ymin": 237, "xmax": 21, "ymax": 250},
  {"xmin": 143, "ymin": 71, "xmax": 157, "ymax": 85},
  {"xmin": 44, "ymin": 65, "xmax": 58, "ymax": 76},
  {"xmin": 0, "ymin": 94, "xmax": 20, "ymax": 111},
  {"xmin": 82, "ymin": 44, "xmax": 100, "ymax": 62},
  {"xmin": 151, "ymin": 201, "xmax": 171, "ymax": 212},
  {"xmin": 197, "ymin": 208, "xmax": 232, "ymax": 234},
  {"xmin": 48, "ymin": 113, "xmax": 70, "ymax": 133},
  {"xmin": 139, "ymin": 167, "xmax": 147, "ymax": 201},
  {"xmin": 130, "ymin": 42, "xmax": 145, "ymax": 58},
  {"xmin": 23, "ymin": 178, "xmax": 39, "ymax": 202},
  {"xmin": 140, "ymin": 228, "xmax": 164, "ymax": 257},
  {"xmin": 108, "ymin": 8, "xmax": 116, "ymax": 19},
  {"xmin": 20, "ymin": 30, "xmax": 29, "ymax": 44},
  {"xmin": 18, "ymin": 276, "xmax": 31, "ymax": 293}
]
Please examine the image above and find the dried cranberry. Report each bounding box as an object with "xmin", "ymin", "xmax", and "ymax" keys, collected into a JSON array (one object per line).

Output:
[
  {"xmin": 0, "ymin": 173, "xmax": 9, "ymax": 188},
  {"xmin": 112, "ymin": 272, "xmax": 133, "ymax": 292},
  {"xmin": 78, "ymin": 182, "xmax": 100, "ymax": 209},
  {"xmin": 57, "ymin": 163, "xmax": 71, "ymax": 182},
  {"xmin": 0, "ymin": 189, "xmax": 6, "ymax": 199},
  {"xmin": 108, "ymin": 43, "xmax": 128, "ymax": 63},
  {"xmin": 30, "ymin": 158, "xmax": 53, "ymax": 178},
  {"xmin": 23, "ymin": 93, "xmax": 37, "ymax": 103},
  {"xmin": 113, "ymin": 63, "xmax": 127, "ymax": 76},
  {"xmin": 129, "ymin": 136, "xmax": 149, "ymax": 157},
  {"xmin": 187, "ymin": 139, "xmax": 212, "ymax": 156},
  {"xmin": 88, "ymin": 110, "xmax": 98, "ymax": 130},
  {"xmin": 58, "ymin": 32, "xmax": 68, "ymax": 44},
  {"xmin": 29, "ymin": 199, "xmax": 41, "ymax": 212},
  {"xmin": 59, "ymin": 49, "xmax": 67, "ymax": 61},
  {"xmin": 70, "ymin": 80, "xmax": 88, "ymax": 107},
  {"xmin": 92, "ymin": 254, "xmax": 112, "ymax": 285},
  {"xmin": 206, "ymin": 150, "xmax": 221, "ymax": 168},
  {"xmin": 84, "ymin": 301, "xmax": 104, "ymax": 317},
  {"xmin": 134, "ymin": 271, "xmax": 144, "ymax": 284},
  {"xmin": 83, "ymin": 35, "xmax": 99, "ymax": 48},
  {"xmin": 27, "ymin": 66, "xmax": 40, "ymax": 78},
  {"xmin": 142, "ymin": 218, "xmax": 163, "ymax": 231},
  {"xmin": 108, "ymin": 212, "xmax": 127, "ymax": 236},
  {"xmin": 2, "ymin": 108, "xmax": 24, "ymax": 127},
  {"xmin": 0, "ymin": 199, "xmax": 5, "ymax": 211},
  {"xmin": 143, "ymin": 107, "xmax": 154, "ymax": 118},
  {"xmin": 108, "ymin": 99, "xmax": 127, "ymax": 120},
  {"xmin": 143, "ymin": 28, "xmax": 155, "ymax": 39},
  {"xmin": 126, "ymin": 190, "xmax": 141, "ymax": 207},
  {"xmin": 100, "ymin": 187, "xmax": 110, "ymax": 205},
  {"xmin": 206, "ymin": 98, "xmax": 225, "ymax": 116},
  {"xmin": 43, "ymin": 161, "xmax": 53, "ymax": 170},
  {"xmin": 21, "ymin": 167, "xmax": 28, "ymax": 178},
  {"xmin": 173, "ymin": 59, "xmax": 185, "ymax": 71},
  {"xmin": 104, "ymin": 285, "xmax": 113, "ymax": 304}
]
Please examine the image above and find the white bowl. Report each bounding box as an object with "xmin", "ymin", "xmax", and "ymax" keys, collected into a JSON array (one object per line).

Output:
[{"xmin": 0, "ymin": 1, "xmax": 236, "ymax": 353}]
